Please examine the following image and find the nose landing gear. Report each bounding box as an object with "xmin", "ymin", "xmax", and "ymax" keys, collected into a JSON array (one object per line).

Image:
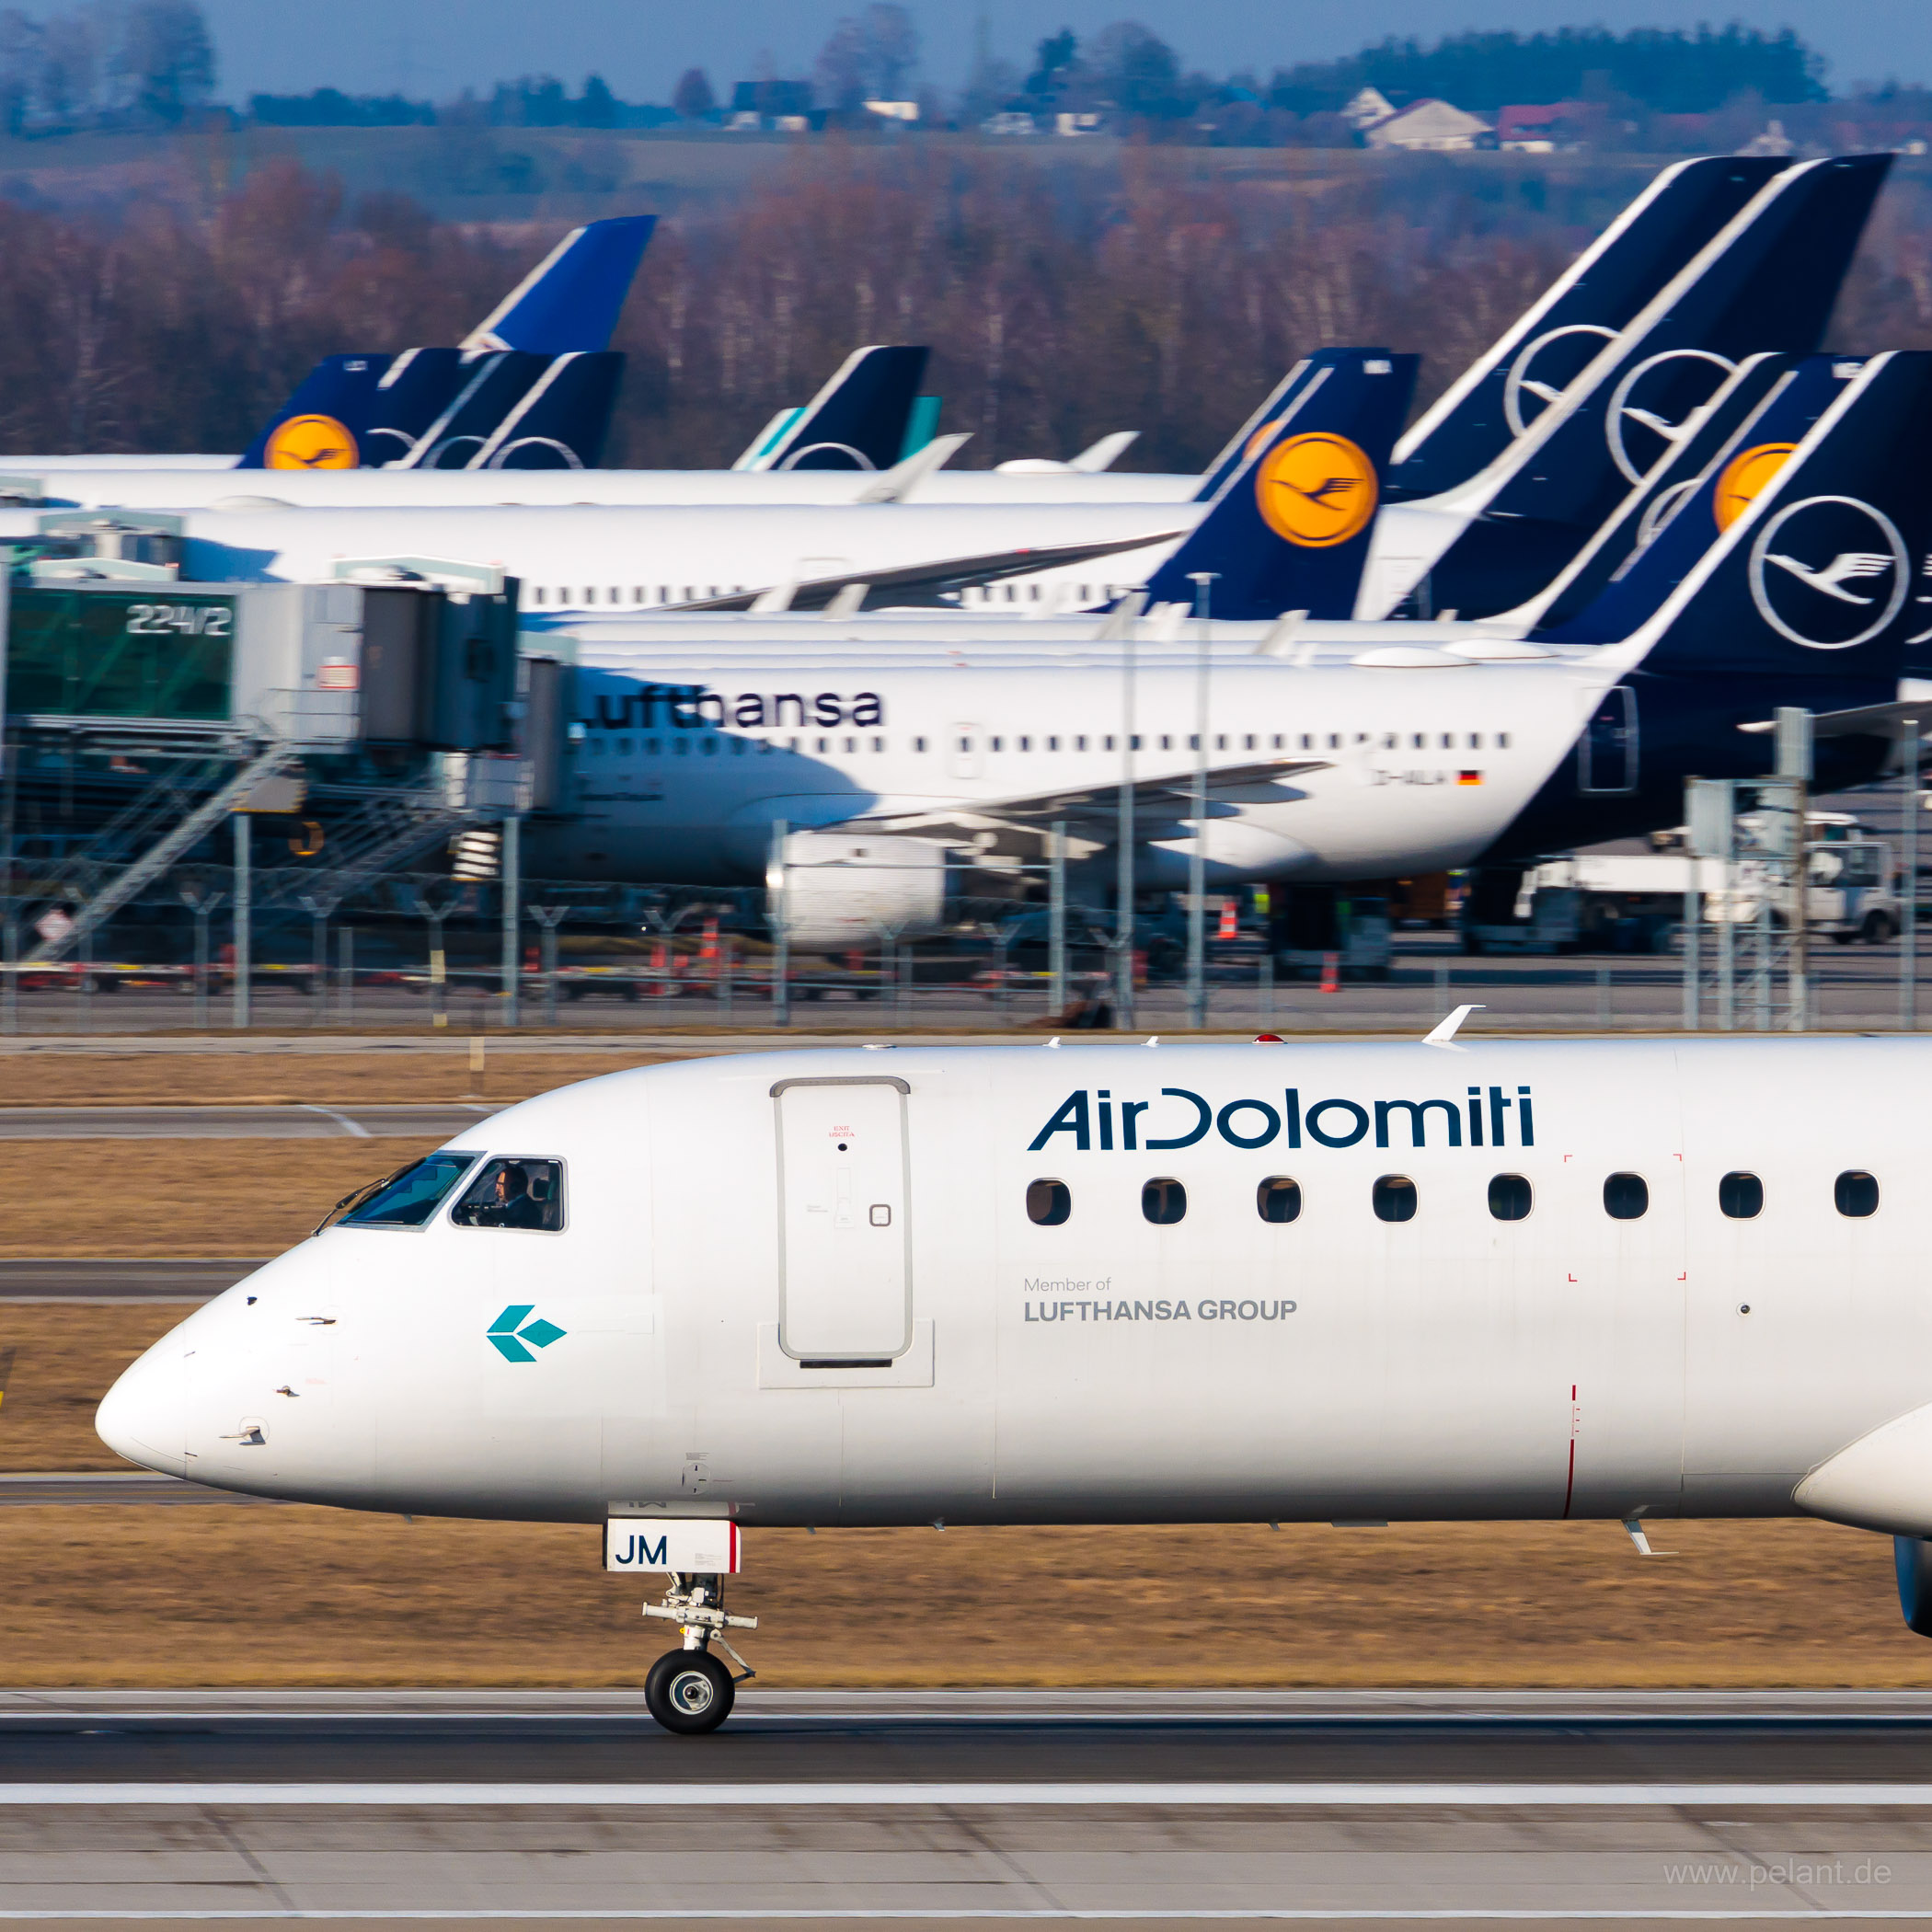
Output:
[{"xmin": 641, "ymin": 1572, "xmax": 758, "ymax": 1735}]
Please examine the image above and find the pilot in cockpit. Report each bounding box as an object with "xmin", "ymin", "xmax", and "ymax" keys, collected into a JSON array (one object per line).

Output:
[{"xmin": 475, "ymin": 1162, "xmax": 548, "ymax": 1231}]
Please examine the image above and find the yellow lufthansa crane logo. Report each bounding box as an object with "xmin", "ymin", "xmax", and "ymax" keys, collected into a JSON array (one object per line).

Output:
[
  {"xmin": 264, "ymin": 414, "xmax": 359, "ymax": 470},
  {"xmin": 1255, "ymin": 433, "xmax": 1377, "ymax": 548},
  {"xmin": 1714, "ymin": 442, "xmax": 1796, "ymax": 532}
]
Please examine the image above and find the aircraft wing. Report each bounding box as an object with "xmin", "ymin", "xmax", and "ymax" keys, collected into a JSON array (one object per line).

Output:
[
  {"xmin": 1739, "ymin": 692, "xmax": 1932, "ymax": 740},
  {"xmin": 833, "ymin": 755, "xmax": 1330, "ymax": 851},
  {"xmin": 667, "ymin": 527, "xmax": 1188, "ymax": 613}
]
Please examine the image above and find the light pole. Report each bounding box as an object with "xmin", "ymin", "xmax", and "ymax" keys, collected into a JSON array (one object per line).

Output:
[
  {"xmin": 1185, "ymin": 572, "xmax": 1218, "ymax": 1029},
  {"xmin": 1114, "ymin": 615, "xmax": 1136, "ymax": 1029},
  {"xmin": 1904, "ymin": 717, "xmax": 1920, "ymax": 1030}
]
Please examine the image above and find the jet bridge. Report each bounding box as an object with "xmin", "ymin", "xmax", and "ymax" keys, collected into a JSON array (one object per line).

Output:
[
  {"xmin": 0, "ymin": 564, "xmax": 528, "ymax": 966},
  {"xmin": 1, "ymin": 558, "xmax": 521, "ymax": 753}
]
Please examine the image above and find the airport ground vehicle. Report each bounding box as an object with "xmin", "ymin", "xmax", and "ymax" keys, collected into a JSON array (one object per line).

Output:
[{"xmin": 1463, "ymin": 818, "xmax": 1904, "ymax": 954}]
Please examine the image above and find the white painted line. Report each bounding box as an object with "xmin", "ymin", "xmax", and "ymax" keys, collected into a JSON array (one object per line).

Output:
[
  {"xmin": 6, "ymin": 1781, "xmax": 1932, "ymax": 1807},
  {"xmin": 302, "ymin": 1105, "xmax": 371, "ymax": 1139},
  {"xmin": 5, "ymin": 1914, "xmax": 1932, "ymax": 1923}
]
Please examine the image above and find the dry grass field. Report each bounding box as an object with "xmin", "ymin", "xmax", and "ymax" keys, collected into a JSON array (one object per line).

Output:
[
  {"xmin": 0, "ymin": 1048, "xmax": 667, "ymax": 1108},
  {"xmin": 0, "ymin": 1140, "xmax": 447, "ymax": 1257},
  {"xmin": 0, "ymin": 1050, "xmax": 675, "ymax": 1256},
  {"xmin": 0, "ymin": 1509, "xmax": 1926, "ymax": 1688},
  {"xmin": 1, "ymin": 1303, "xmax": 213, "ymax": 1468}
]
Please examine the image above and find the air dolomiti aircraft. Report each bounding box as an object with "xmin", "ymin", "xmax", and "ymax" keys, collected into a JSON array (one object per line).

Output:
[
  {"xmin": 95, "ymin": 1029, "xmax": 1932, "ymax": 1732},
  {"xmin": 523, "ymin": 351, "xmax": 1932, "ymax": 946}
]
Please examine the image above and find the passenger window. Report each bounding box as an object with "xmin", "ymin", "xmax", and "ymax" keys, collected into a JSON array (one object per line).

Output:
[
  {"xmin": 1143, "ymin": 1178, "xmax": 1186, "ymax": 1225},
  {"xmin": 451, "ymin": 1158, "xmax": 565, "ymax": 1232},
  {"xmin": 1027, "ymin": 1179, "xmax": 1071, "ymax": 1226},
  {"xmin": 1488, "ymin": 1174, "xmax": 1533, "ymax": 1221},
  {"xmin": 1835, "ymin": 1169, "xmax": 1880, "ymax": 1217},
  {"xmin": 338, "ymin": 1151, "xmax": 480, "ymax": 1228},
  {"xmin": 1257, "ymin": 1177, "xmax": 1302, "ymax": 1224},
  {"xmin": 1604, "ymin": 1172, "xmax": 1649, "ymax": 1220},
  {"xmin": 1719, "ymin": 1171, "xmax": 1764, "ymax": 1219},
  {"xmin": 1372, "ymin": 1176, "xmax": 1417, "ymax": 1223}
]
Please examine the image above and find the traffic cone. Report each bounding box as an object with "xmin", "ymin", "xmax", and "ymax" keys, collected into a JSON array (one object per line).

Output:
[
  {"xmin": 1319, "ymin": 950, "xmax": 1340, "ymax": 994},
  {"xmin": 1216, "ymin": 899, "xmax": 1238, "ymax": 940}
]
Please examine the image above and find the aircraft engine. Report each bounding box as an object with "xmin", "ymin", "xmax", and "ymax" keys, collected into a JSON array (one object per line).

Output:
[
  {"xmin": 770, "ymin": 831, "xmax": 949, "ymax": 951},
  {"xmin": 1899, "ymin": 1536, "xmax": 1932, "ymax": 1638}
]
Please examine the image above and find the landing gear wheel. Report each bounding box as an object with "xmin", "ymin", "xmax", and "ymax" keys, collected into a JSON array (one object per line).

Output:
[{"xmin": 646, "ymin": 1647, "xmax": 735, "ymax": 1734}]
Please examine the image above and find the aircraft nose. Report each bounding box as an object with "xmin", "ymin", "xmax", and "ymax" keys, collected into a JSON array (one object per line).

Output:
[{"xmin": 96, "ymin": 1343, "xmax": 189, "ymax": 1478}]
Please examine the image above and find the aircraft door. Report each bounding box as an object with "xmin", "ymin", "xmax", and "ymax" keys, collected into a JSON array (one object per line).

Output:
[
  {"xmin": 1579, "ymin": 685, "xmax": 1638, "ymax": 794},
  {"xmin": 775, "ymin": 1076, "xmax": 912, "ymax": 1363},
  {"xmin": 949, "ymin": 724, "xmax": 983, "ymax": 782}
]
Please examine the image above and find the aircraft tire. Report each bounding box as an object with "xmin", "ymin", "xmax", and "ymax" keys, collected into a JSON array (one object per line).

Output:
[{"xmin": 645, "ymin": 1647, "xmax": 735, "ymax": 1734}]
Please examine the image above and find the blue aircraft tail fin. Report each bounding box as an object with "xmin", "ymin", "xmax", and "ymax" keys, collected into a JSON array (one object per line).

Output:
[
  {"xmin": 1140, "ymin": 349, "xmax": 1418, "ymax": 621},
  {"xmin": 1617, "ymin": 349, "xmax": 1932, "ymax": 686},
  {"xmin": 386, "ymin": 350, "xmax": 625, "ymax": 470},
  {"xmin": 734, "ymin": 345, "xmax": 931, "ymax": 471},
  {"xmin": 1539, "ymin": 352, "xmax": 1851, "ymax": 642},
  {"xmin": 460, "ymin": 215, "xmax": 656, "ymax": 354},
  {"xmin": 238, "ymin": 347, "xmax": 467, "ymax": 469},
  {"xmin": 1388, "ymin": 155, "xmax": 1792, "ymax": 500},
  {"xmin": 1190, "ymin": 359, "xmax": 1325, "ymax": 503},
  {"xmin": 1417, "ymin": 153, "xmax": 1893, "ymax": 618},
  {"xmin": 236, "ymin": 215, "xmax": 652, "ymax": 469}
]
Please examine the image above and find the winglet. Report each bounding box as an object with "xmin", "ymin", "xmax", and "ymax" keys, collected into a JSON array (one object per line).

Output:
[
  {"xmin": 1254, "ymin": 609, "xmax": 1310, "ymax": 658},
  {"xmin": 856, "ymin": 431, "xmax": 972, "ymax": 504},
  {"xmin": 1072, "ymin": 431, "xmax": 1139, "ymax": 473},
  {"xmin": 1423, "ymin": 1003, "xmax": 1484, "ymax": 1049}
]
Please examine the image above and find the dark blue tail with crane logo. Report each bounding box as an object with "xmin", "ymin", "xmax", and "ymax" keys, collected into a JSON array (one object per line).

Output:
[
  {"xmin": 1142, "ymin": 348, "xmax": 1417, "ymax": 620},
  {"xmin": 238, "ymin": 215, "xmax": 653, "ymax": 469}
]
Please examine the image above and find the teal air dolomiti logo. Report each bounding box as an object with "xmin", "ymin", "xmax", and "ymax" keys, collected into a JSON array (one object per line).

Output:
[{"xmin": 488, "ymin": 1305, "xmax": 567, "ymax": 1363}]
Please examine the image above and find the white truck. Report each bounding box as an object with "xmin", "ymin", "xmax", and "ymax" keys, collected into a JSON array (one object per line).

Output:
[{"xmin": 1463, "ymin": 816, "xmax": 1903, "ymax": 954}]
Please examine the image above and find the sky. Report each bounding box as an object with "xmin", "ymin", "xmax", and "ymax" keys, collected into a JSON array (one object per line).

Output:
[{"xmin": 79, "ymin": 1, "xmax": 1932, "ymax": 100}]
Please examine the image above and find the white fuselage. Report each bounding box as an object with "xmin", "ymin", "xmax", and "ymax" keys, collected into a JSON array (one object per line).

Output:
[
  {"xmin": 95, "ymin": 1038, "xmax": 1932, "ymax": 1532},
  {"xmin": 538, "ymin": 650, "xmax": 1611, "ymax": 888},
  {"xmin": 0, "ymin": 503, "xmax": 1200, "ymax": 613},
  {"xmin": 16, "ymin": 466, "xmax": 1203, "ymax": 511}
]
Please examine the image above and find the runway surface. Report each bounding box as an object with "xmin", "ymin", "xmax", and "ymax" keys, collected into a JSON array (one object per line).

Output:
[
  {"xmin": 0, "ymin": 1258, "xmax": 261, "ymax": 1299},
  {"xmin": 0, "ymin": 1101, "xmax": 499, "ymax": 1138},
  {"xmin": 0, "ymin": 1471, "xmax": 278, "ymax": 1505},
  {"xmin": 3, "ymin": 1692, "xmax": 1932, "ymax": 1920}
]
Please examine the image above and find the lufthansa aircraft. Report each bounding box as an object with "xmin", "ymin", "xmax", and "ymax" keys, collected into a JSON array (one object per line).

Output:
[
  {"xmin": 6, "ymin": 155, "xmax": 1883, "ymax": 622},
  {"xmin": 15, "ymin": 155, "xmax": 1870, "ymax": 529},
  {"xmin": 3, "ymin": 351, "xmax": 1413, "ymax": 624},
  {"xmin": 95, "ymin": 1028, "xmax": 1932, "ymax": 1731},
  {"xmin": 6, "ymin": 217, "xmax": 657, "ymax": 477},
  {"xmin": 513, "ymin": 351, "xmax": 1932, "ymax": 949}
]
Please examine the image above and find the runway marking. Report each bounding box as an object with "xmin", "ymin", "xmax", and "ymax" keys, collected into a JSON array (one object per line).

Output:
[
  {"xmin": 5, "ymin": 1913, "xmax": 1932, "ymax": 1923},
  {"xmin": 7, "ymin": 1781, "xmax": 1932, "ymax": 1806},
  {"xmin": 302, "ymin": 1104, "xmax": 371, "ymax": 1139}
]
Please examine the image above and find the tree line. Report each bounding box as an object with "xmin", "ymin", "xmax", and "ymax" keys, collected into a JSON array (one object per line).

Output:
[{"xmin": 1, "ymin": 149, "xmax": 1928, "ymax": 471}]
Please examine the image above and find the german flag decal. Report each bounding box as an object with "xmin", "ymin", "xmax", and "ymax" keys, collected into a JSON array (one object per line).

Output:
[{"xmin": 1457, "ymin": 771, "xmax": 1483, "ymax": 787}]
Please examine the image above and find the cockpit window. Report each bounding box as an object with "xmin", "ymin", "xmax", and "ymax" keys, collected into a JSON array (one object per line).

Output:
[
  {"xmin": 451, "ymin": 1157, "xmax": 565, "ymax": 1232},
  {"xmin": 337, "ymin": 1152, "xmax": 481, "ymax": 1229}
]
